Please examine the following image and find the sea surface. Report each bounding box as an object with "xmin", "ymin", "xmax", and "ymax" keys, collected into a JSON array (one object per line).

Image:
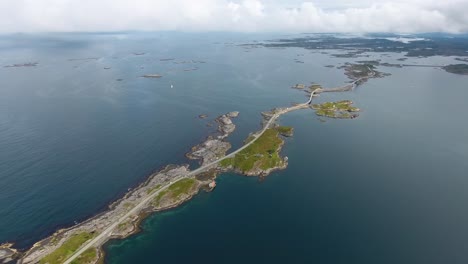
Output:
[{"xmin": 1, "ymin": 32, "xmax": 468, "ymax": 263}]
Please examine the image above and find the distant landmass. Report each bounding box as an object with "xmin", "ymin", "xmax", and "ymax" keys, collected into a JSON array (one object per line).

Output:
[
  {"xmin": 256, "ymin": 33, "xmax": 468, "ymax": 58},
  {"xmin": 443, "ymin": 64, "xmax": 468, "ymax": 75}
]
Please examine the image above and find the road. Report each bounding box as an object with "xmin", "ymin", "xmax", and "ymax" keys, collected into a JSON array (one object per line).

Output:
[{"xmin": 63, "ymin": 90, "xmax": 320, "ymax": 264}]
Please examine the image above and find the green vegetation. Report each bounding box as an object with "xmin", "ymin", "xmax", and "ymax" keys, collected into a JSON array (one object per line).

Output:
[
  {"xmin": 443, "ymin": 64, "xmax": 468, "ymax": 75},
  {"xmin": 316, "ymin": 109, "xmax": 337, "ymax": 118},
  {"xmin": 195, "ymin": 169, "xmax": 217, "ymax": 181},
  {"xmin": 152, "ymin": 189, "xmax": 168, "ymax": 206},
  {"xmin": 168, "ymin": 178, "xmax": 196, "ymax": 198},
  {"xmin": 70, "ymin": 248, "xmax": 97, "ymax": 264},
  {"xmin": 220, "ymin": 158, "xmax": 234, "ymax": 167},
  {"xmin": 312, "ymin": 100, "xmax": 360, "ymax": 119},
  {"xmin": 276, "ymin": 126, "xmax": 293, "ymax": 137},
  {"xmin": 220, "ymin": 128, "xmax": 284, "ymax": 173},
  {"xmin": 40, "ymin": 232, "xmax": 95, "ymax": 264},
  {"xmin": 152, "ymin": 179, "xmax": 197, "ymax": 206},
  {"xmin": 146, "ymin": 184, "xmax": 162, "ymax": 194}
]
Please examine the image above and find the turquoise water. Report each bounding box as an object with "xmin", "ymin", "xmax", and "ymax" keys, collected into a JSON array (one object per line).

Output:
[{"xmin": 1, "ymin": 33, "xmax": 468, "ymax": 263}]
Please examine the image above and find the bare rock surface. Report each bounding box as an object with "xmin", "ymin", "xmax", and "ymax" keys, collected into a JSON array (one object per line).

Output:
[{"xmin": 187, "ymin": 112, "xmax": 239, "ymax": 165}]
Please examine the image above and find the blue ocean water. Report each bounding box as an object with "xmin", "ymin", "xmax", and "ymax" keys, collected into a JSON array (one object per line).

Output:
[{"xmin": 1, "ymin": 33, "xmax": 468, "ymax": 263}]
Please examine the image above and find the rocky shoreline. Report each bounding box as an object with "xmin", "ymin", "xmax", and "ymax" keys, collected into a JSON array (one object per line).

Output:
[
  {"xmin": 186, "ymin": 111, "xmax": 239, "ymax": 165},
  {"xmin": 0, "ymin": 243, "xmax": 18, "ymax": 263}
]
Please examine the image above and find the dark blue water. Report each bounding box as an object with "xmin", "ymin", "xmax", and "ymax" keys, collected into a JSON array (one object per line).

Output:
[{"xmin": 1, "ymin": 33, "xmax": 468, "ymax": 263}]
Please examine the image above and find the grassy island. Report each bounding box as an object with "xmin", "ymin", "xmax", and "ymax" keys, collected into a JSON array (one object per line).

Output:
[
  {"xmin": 312, "ymin": 100, "xmax": 360, "ymax": 119},
  {"xmin": 40, "ymin": 232, "xmax": 96, "ymax": 264},
  {"xmin": 220, "ymin": 126, "xmax": 292, "ymax": 175},
  {"xmin": 152, "ymin": 178, "xmax": 198, "ymax": 207}
]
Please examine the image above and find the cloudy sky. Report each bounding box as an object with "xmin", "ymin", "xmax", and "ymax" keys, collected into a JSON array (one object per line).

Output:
[{"xmin": 0, "ymin": 0, "xmax": 467, "ymax": 33}]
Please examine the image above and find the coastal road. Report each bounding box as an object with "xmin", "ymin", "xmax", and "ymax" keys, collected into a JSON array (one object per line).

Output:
[{"xmin": 63, "ymin": 89, "xmax": 320, "ymax": 264}]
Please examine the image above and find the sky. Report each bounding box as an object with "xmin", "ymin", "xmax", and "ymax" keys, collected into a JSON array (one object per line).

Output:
[{"xmin": 0, "ymin": 0, "xmax": 467, "ymax": 33}]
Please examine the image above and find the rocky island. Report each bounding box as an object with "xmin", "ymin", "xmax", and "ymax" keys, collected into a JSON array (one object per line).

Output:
[
  {"xmin": 186, "ymin": 111, "xmax": 239, "ymax": 165},
  {"xmin": 311, "ymin": 100, "xmax": 360, "ymax": 119},
  {"xmin": 219, "ymin": 125, "xmax": 293, "ymax": 177},
  {"xmin": 338, "ymin": 62, "xmax": 388, "ymax": 82}
]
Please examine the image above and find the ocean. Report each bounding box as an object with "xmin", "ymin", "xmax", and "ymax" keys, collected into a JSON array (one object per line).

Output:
[{"xmin": 1, "ymin": 32, "xmax": 467, "ymax": 263}]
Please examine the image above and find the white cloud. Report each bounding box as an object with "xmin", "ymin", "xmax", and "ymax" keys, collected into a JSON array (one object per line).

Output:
[{"xmin": 0, "ymin": 0, "xmax": 467, "ymax": 33}]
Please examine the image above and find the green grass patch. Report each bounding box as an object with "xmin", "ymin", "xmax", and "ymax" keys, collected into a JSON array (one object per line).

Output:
[
  {"xmin": 338, "ymin": 112, "xmax": 351, "ymax": 118},
  {"xmin": 70, "ymin": 248, "xmax": 97, "ymax": 264},
  {"xmin": 146, "ymin": 184, "xmax": 162, "ymax": 194},
  {"xmin": 316, "ymin": 109, "xmax": 336, "ymax": 118},
  {"xmin": 152, "ymin": 189, "xmax": 168, "ymax": 206},
  {"xmin": 167, "ymin": 178, "xmax": 196, "ymax": 198},
  {"xmin": 276, "ymin": 126, "xmax": 292, "ymax": 135},
  {"xmin": 229, "ymin": 128, "xmax": 283, "ymax": 172},
  {"xmin": 40, "ymin": 232, "xmax": 95, "ymax": 264},
  {"xmin": 153, "ymin": 179, "xmax": 197, "ymax": 207},
  {"xmin": 314, "ymin": 100, "xmax": 360, "ymax": 119},
  {"xmin": 219, "ymin": 157, "xmax": 233, "ymax": 167}
]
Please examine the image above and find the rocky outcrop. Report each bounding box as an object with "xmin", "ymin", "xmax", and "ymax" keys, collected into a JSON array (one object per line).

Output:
[
  {"xmin": 215, "ymin": 111, "xmax": 239, "ymax": 139},
  {"xmin": 0, "ymin": 244, "xmax": 18, "ymax": 263},
  {"xmin": 187, "ymin": 112, "xmax": 239, "ymax": 165}
]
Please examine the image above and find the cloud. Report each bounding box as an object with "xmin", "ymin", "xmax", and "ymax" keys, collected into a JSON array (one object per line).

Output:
[{"xmin": 0, "ymin": 0, "xmax": 467, "ymax": 33}]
